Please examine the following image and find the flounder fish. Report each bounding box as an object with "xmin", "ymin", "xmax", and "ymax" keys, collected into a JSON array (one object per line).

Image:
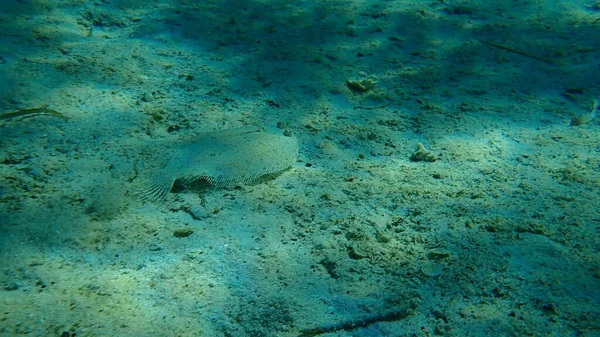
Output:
[{"xmin": 135, "ymin": 126, "xmax": 298, "ymax": 201}]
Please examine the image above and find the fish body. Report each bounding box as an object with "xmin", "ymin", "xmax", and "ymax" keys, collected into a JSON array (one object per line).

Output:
[
  {"xmin": 137, "ymin": 126, "xmax": 298, "ymax": 201},
  {"xmin": 570, "ymin": 100, "xmax": 598, "ymax": 126}
]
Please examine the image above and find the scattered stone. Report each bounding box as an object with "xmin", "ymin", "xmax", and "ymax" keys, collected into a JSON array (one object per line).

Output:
[{"xmin": 189, "ymin": 206, "xmax": 208, "ymax": 220}]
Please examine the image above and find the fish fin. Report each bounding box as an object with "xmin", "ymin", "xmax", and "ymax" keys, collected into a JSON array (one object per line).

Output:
[{"xmin": 135, "ymin": 175, "xmax": 175, "ymax": 202}]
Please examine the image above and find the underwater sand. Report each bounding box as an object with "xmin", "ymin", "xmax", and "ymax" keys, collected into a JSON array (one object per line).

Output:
[{"xmin": 0, "ymin": 1, "xmax": 599, "ymax": 336}]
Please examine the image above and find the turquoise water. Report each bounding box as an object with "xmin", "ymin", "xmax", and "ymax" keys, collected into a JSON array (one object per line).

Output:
[{"xmin": 0, "ymin": 1, "xmax": 599, "ymax": 336}]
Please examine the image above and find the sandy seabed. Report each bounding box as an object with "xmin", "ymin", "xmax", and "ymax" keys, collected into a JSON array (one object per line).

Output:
[{"xmin": 1, "ymin": 1, "xmax": 599, "ymax": 336}]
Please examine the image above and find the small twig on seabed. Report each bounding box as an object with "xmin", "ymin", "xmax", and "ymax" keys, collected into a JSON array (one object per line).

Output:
[
  {"xmin": 474, "ymin": 37, "xmax": 558, "ymax": 66},
  {"xmin": 298, "ymin": 308, "xmax": 410, "ymax": 337}
]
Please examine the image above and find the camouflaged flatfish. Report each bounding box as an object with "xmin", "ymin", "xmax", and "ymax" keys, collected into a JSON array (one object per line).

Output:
[{"xmin": 135, "ymin": 126, "xmax": 298, "ymax": 201}]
